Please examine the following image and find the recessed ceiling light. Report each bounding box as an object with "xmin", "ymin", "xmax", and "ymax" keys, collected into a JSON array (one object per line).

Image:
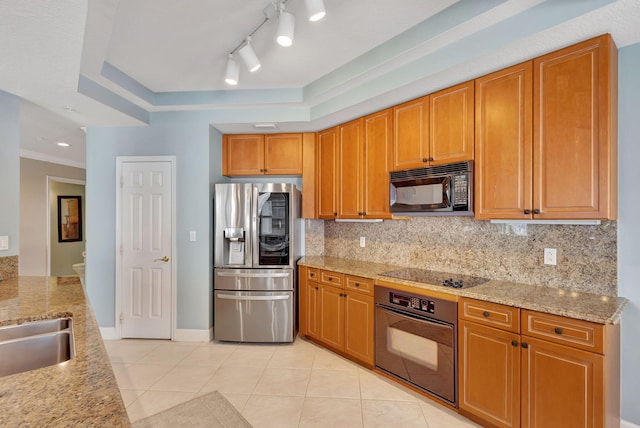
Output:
[
  {"xmin": 56, "ymin": 142, "xmax": 70, "ymax": 147},
  {"xmin": 253, "ymin": 123, "xmax": 278, "ymax": 129}
]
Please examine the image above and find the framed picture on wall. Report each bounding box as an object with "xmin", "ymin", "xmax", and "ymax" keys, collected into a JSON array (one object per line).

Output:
[{"xmin": 58, "ymin": 195, "xmax": 83, "ymax": 242}]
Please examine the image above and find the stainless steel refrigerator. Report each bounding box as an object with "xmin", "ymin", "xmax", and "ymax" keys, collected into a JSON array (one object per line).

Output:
[{"xmin": 213, "ymin": 182, "xmax": 301, "ymax": 342}]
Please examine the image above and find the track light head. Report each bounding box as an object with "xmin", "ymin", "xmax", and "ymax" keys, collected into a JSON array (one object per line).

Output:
[
  {"xmin": 277, "ymin": 6, "xmax": 295, "ymax": 47},
  {"xmin": 224, "ymin": 54, "xmax": 239, "ymax": 85},
  {"xmin": 304, "ymin": 0, "xmax": 326, "ymax": 21},
  {"xmin": 238, "ymin": 37, "xmax": 261, "ymax": 72}
]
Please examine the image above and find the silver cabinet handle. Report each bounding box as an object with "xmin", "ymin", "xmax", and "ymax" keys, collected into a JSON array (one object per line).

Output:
[
  {"xmin": 216, "ymin": 272, "xmax": 289, "ymax": 278},
  {"xmin": 216, "ymin": 293, "xmax": 290, "ymax": 301}
]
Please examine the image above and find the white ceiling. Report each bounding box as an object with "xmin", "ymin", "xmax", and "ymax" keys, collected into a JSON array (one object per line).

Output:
[{"xmin": 2, "ymin": 0, "xmax": 640, "ymax": 168}]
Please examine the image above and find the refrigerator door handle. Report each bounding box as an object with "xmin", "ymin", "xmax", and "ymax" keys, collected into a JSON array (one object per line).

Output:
[
  {"xmin": 216, "ymin": 293, "xmax": 291, "ymax": 301},
  {"xmin": 216, "ymin": 272, "xmax": 290, "ymax": 278}
]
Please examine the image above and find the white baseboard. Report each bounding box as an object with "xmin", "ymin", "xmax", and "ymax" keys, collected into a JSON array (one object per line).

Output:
[
  {"xmin": 99, "ymin": 327, "xmax": 118, "ymax": 340},
  {"xmin": 622, "ymin": 420, "xmax": 640, "ymax": 428},
  {"xmin": 173, "ymin": 328, "xmax": 213, "ymax": 342}
]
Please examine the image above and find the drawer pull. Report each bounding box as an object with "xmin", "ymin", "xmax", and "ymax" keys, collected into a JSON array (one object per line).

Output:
[
  {"xmin": 511, "ymin": 340, "xmax": 518, "ymax": 347},
  {"xmin": 482, "ymin": 311, "xmax": 490, "ymax": 318},
  {"xmin": 310, "ymin": 273, "xmax": 316, "ymax": 278},
  {"xmin": 554, "ymin": 327, "xmax": 563, "ymax": 335},
  {"xmin": 354, "ymin": 283, "xmax": 360, "ymax": 287},
  {"xmin": 328, "ymin": 277, "xmax": 333, "ymax": 281}
]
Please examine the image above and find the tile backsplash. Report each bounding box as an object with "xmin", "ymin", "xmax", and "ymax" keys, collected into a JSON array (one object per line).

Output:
[{"xmin": 306, "ymin": 218, "xmax": 617, "ymax": 296}]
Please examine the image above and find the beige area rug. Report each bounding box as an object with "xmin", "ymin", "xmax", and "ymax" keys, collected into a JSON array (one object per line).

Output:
[{"xmin": 132, "ymin": 391, "xmax": 252, "ymax": 428}]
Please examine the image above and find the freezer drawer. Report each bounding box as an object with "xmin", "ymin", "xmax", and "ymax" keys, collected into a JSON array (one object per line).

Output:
[
  {"xmin": 214, "ymin": 290, "xmax": 295, "ymax": 342},
  {"xmin": 214, "ymin": 268, "xmax": 293, "ymax": 291}
]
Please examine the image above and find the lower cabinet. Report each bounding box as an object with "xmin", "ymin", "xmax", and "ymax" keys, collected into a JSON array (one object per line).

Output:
[
  {"xmin": 458, "ymin": 297, "xmax": 620, "ymax": 428},
  {"xmin": 299, "ymin": 266, "xmax": 374, "ymax": 367}
]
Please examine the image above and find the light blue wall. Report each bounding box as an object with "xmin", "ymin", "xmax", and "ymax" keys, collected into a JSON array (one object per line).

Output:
[
  {"xmin": 85, "ymin": 114, "xmax": 213, "ymax": 330},
  {"xmin": 618, "ymin": 42, "xmax": 640, "ymax": 425},
  {"xmin": 0, "ymin": 91, "xmax": 20, "ymax": 256}
]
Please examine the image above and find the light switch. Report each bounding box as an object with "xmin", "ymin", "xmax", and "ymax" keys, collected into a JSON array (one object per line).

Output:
[
  {"xmin": 0, "ymin": 236, "xmax": 8, "ymax": 251},
  {"xmin": 189, "ymin": 231, "xmax": 196, "ymax": 242}
]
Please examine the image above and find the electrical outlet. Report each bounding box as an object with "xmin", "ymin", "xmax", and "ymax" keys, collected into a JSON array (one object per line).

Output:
[
  {"xmin": 544, "ymin": 248, "xmax": 557, "ymax": 265},
  {"xmin": 0, "ymin": 236, "xmax": 8, "ymax": 251},
  {"xmin": 189, "ymin": 231, "xmax": 196, "ymax": 242},
  {"xmin": 359, "ymin": 237, "xmax": 366, "ymax": 248}
]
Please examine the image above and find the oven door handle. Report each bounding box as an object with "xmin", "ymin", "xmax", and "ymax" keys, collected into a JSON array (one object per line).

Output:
[
  {"xmin": 216, "ymin": 272, "xmax": 290, "ymax": 278},
  {"xmin": 216, "ymin": 293, "xmax": 290, "ymax": 301},
  {"xmin": 377, "ymin": 304, "xmax": 453, "ymax": 327}
]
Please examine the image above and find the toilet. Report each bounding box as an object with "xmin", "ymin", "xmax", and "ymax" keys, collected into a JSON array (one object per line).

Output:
[{"xmin": 72, "ymin": 251, "xmax": 86, "ymax": 289}]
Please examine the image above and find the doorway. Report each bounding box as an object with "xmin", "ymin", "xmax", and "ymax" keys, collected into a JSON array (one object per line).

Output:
[
  {"xmin": 47, "ymin": 177, "xmax": 85, "ymax": 276},
  {"xmin": 115, "ymin": 156, "xmax": 176, "ymax": 339}
]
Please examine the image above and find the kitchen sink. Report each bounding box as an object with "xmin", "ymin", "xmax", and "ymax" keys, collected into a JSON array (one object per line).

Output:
[{"xmin": 0, "ymin": 318, "xmax": 75, "ymax": 377}]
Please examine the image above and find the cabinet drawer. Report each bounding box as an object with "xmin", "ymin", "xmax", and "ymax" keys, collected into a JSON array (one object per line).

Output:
[
  {"xmin": 307, "ymin": 268, "xmax": 319, "ymax": 281},
  {"xmin": 459, "ymin": 298, "xmax": 520, "ymax": 333},
  {"xmin": 522, "ymin": 310, "xmax": 604, "ymax": 354},
  {"xmin": 345, "ymin": 275, "xmax": 373, "ymax": 296},
  {"xmin": 320, "ymin": 270, "xmax": 344, "ymax": 288}
]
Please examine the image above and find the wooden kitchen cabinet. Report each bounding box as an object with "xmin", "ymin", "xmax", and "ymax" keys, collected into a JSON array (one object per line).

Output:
[
  {"xmin": 475, "ymin": 61, "xmax": 533, "ymax": 220},
  {"xmin": 222, "ymin": 133, "xmax": 302, "ymax": 176},
  {"xmin": 429, "ymin": 80, "xmax": 475, "ymax": 164},
  {"xmin": 533, "ymin": 34, "xmax": 617, "ymax": 219},
  {"xmin": 392, "ymin": 81, "xmax": 474, "ymax": 171},
  {"xmin": 337, "ymin": 110, "xmax": 393, "ymax": 219},
  {"xmin": 459, "ymin": 298, "xmax": 620, "ymax": 428},
  {"xmin": 298, "ymin": 267, "xmax": 375, "ymax": 367},
  {"xmin": 316, "ymin": 127, "xmax": 339, "ymax": 219},
  {"xmin": 475, "ymin": 35, "xmax": 617, "ymax": 220},
  {"xmin": 299, "ymin": 266, "xmax": 320, "ymax": 339},
  {"xmin": 393, "ymin": 95, "xmax": 430, "ymax": 170}
]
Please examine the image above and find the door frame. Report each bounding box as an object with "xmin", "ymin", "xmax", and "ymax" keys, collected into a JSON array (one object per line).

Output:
[
  {"xmin": 46, "ymin": 176, "xmax": 86, "ymax": 276},
  {"xmin": 114, "ymin": 156, "xmax": 177, "ymax": 340}
]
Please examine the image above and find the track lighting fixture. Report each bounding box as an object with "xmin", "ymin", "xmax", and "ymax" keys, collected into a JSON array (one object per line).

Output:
[
  {"xmin": 238, "ymin": 37, "xmax": 261, "ymax": 72},
  {"xmin": 224, "ymin": 54, "xmax": 239, "ymax": 85},
  {"xmin": 304, "ymin": 0, "xmax": 326, "ymax": 21},
  {"xmin": 277, "ymin": 4, "xmax": 295, "ymax": 47},
  {"xmin": 223, "ymin": 0, "xmax": 326, "ymax": 85}
]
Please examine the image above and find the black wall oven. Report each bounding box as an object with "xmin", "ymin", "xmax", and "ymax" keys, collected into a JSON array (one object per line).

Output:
[{"xmin": 375, "ymin": 286, "xmax": 458, "ymax": 407}]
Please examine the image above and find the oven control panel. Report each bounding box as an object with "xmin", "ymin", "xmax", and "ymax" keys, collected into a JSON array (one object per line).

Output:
[{"xmin": 389, "ymin": 292, "xmax": 435, "ymax": 314}]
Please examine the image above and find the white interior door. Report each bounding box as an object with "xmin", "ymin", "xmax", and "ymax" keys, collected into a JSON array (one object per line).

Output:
[{"xmin": 120, "ymin": 160, "xmax": 173, "ymax": 339}]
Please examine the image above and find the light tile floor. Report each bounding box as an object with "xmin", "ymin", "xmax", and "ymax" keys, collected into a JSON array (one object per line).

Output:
[{"xmin": 104, "ymin": 337, "xmax": 481, "ymax": 428}]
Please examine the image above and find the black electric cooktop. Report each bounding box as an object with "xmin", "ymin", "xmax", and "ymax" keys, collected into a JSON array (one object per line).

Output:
[{"xmin": 378, "ymin": 268, "xmax": 490, "ymax": 289}]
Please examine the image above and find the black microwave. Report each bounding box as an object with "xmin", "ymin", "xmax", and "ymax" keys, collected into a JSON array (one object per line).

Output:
[{"xmin": 389, "ymin": 161, "xmax": 473, "ymax": 216}]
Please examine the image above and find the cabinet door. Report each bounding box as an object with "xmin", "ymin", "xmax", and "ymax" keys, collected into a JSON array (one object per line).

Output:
[
  {"xmin": 392, "ymin": 95, "xmax": 429, "ymax": 170},
  {"xmin": 319, "ymin": 283, "xmax": 345, "ymax": 350},
  {"xmin": 306, "ymin": 281, "xmax": 320, "ymax": 339},
  {"xmin": 338, "ymin": 119, "xmax": 364, "ymax": 218},
  {"xmin": 344, "ymin": 291, "xmax": 374, "ymax": 366},
  {"xmin": 459, "ymin": 320, "xmax": 521, "ymax": 428},
  {"xmin": 430, "ymin": 80, "xmax": 474, "ymax": 165},
  {"xmin": 362, "ymin": 109, "xmax": 393, "ymax": 219},
  {"xmin": 223, "ymin": 134, "xmax": 265, "ymax": 175},
  {"xmin": 299, "ymin": 266, "xmax": 309, "ymax": 336},
  {"xmin": 264, "ymin": 133, "xmax": 303, "ymax": 175},
  {"xmin": 533, "ymin": 34, "xmax": 617, "ymax": 219},
  {"xmin": 474, "ymin": 62, "xmax": 533, "ymax": 220},
  {"xmin": 521, "ymin": 336, "xmax": 604, "ymax": 428},
  {"xmin": 316, "ymin": 127, "xmax": 339, "ymax": 219}
]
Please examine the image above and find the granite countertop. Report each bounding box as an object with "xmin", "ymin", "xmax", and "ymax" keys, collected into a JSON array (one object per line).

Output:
[
  {"xmin": 0, "ymin": 276, "xmax": 130, "ymax": 427},
  {"xmin": 299, "ymin": 256, "xmax": 628, "ymax": 325}
]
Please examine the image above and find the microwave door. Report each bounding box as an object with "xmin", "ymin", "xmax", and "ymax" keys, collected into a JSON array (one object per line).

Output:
[{"xmin": 393, "ymin": 177, "xmax": 451, "ymax": 211}]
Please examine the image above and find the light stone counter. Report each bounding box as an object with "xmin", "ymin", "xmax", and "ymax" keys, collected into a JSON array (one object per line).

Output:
[
  {"xmin": 299, "ymin": 256, "xmax": 628, "ymax": 325},
  {"xmin": 0, "ymin": 276, "xmax": 130, "ymax": 427}
]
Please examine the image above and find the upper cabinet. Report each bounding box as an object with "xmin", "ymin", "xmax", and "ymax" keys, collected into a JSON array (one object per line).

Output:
[
  {"xmin": 223, "ymin": 133, "xmax": 303, "ymax": 176},
  {"xmin": 337, "ymin": 109, "xmax": 393, "ymax": 219},
  {"xmin": 533, "ymin": 34, "xmax": 617, "ymax": 220},
  {"xmin": 430, "ymin": 81, "xmax": 475, "ymax": 165},
  {"xmin": 392, "ymin": 81, "xmax": 474, "ymax": 171},
  {"xmin": 475, "ymin": 62, "xmax": 533, "ymax": 220},
  {"xmin": 316, "ymin": 127, "xmax": 339, "ymax": 219},
  {"xmin": 475, "ymin": 34, "xmax": 618, "ymax": 220}
]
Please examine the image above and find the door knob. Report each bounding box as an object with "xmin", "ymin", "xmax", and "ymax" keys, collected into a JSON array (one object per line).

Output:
[{"xmin": 154, "ymin": 256, "xmax": 170, "ymax": 262}]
